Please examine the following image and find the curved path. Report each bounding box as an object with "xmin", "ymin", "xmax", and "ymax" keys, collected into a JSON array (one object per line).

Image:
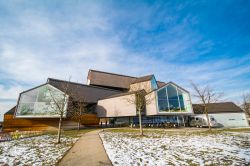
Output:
[{"xmin": 58, "ymin": 130, "xmax": 112, "ymax": 166}]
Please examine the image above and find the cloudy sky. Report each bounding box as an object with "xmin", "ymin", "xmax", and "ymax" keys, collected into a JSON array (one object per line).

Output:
[{"xmin": 0, "ymin": 0, "xmax": 250, "ymax": 121}]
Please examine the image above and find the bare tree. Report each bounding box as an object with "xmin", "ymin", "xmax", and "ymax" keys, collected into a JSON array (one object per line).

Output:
[
  {"xmin": 70, "ymin": 97, "xmax": 89, "ymax": 130},
  {"xmin": 242, "ymin": 93, "xmax": 250, "ymax": 119},
  {"xmin": 47, "ymin": 78, "xmax": 71, "ymax": 143},
  {"xmin": 126, "ymin": 83, "xmax": 153, "ymax": 136},
  {"xmin": 71, "ymin": 82, "xmax": 102, "ymax": 130},
  {"xmin": 190, "ymin": 81, "xmax": 223, "ymax": 130},
  {"xmin": 68, "ymin": 83, "xmax": 98, "ymax": 130}
]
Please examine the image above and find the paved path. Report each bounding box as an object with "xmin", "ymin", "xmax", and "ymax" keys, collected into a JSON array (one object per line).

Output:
[{"xmin": 58, "ymin": 130, "xmax": 112, "ymax": 166}]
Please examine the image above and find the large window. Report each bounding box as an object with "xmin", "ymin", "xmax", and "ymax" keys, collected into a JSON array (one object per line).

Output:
[
  {"xmin": 16, "ymin": 84, "xmax": 68, "ymax": 117},
  {"xmin": 167, "ymin": 85, "xmax": 179, "ymax": 111},
  {"xmin": 157, "ymin": 87, "xmax": 169, "ymax": 111},
  {"xmin": 157, "ymin": 84, "xmax": 191, "ymax": 112}
]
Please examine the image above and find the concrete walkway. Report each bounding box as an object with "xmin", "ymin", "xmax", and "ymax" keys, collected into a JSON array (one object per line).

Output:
[{"xmin": 58, "ymin": 130, "xmax": 112, "ymax": 166}]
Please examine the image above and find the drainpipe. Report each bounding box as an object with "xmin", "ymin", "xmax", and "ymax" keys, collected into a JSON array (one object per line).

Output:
[
  {"xmin": 177, "ymin": 116, "xmax": 179, "ymax": 127},
  {"xmin": 182, "ymin": 115, "xmax": 185, "ymax": 127}
]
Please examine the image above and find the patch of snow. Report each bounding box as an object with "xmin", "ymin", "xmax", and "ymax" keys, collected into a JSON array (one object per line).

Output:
[
  {"xmin": 0, "ymin": 135, "xmax": 78, "ymax": 166},
  {"xmin": 100, "ymin": 131, "xmax": 250, "ymax": 166}
]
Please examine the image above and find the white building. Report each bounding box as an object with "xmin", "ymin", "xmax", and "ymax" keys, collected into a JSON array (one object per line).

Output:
[{"xmin": 193, "ymin": 102, "xmax": 249, "ymax": 127}]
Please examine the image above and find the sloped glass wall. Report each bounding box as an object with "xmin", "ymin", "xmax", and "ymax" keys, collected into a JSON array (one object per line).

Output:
[
  {"xmin": 151, "ymin": 76, "xmax": 158, "ymax": 90},
  {"xmin": 16, "ymin": 84, "xmax": 68, "ymax": 117},
  {"xmin": 157, "ymin": 84, "xmax": 191, "ymax": 112}
]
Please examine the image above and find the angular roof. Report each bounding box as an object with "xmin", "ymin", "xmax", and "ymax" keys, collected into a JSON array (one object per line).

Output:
[
  {"xmin": 157, "ymin": 81, "xmax": 166, "ymax": 88},
  {"xmin": 87, "ymin": 69, "xmax": 137, "ymax": 90},
  {"xmin": 100, "ymin": 89, "xmax": 147, "ymax": 100},
  {"xmin": 4, "ymin": 106, "xmax": 16, "ymax": 115},
  {"xmin": 131, "ymin": 75, "xmax": 154, "ymax": 84},
  {"xmin": 192, "ymin": 102, "xmax": 244, "ymax": 114},
  {"xmin": 100, "ymin": 91, "xmax": 137, "ymax": 100},
  {"xmin": 47, "ymin": 78, "xmax": 122, "ymax": 103},
  {"xmin": 87, "ymin": 69, "xmax": 166, "ymax": 90}
]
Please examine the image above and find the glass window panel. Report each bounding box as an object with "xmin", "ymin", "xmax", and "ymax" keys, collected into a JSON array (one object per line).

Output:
[
  {"xmin": 178, "ymin": 94, "xmax": 185, "ymax": 110},
  {"xmin": 158, "ymin": 88, "xmax": 166, "ymax": 99},
  {"xmin": 151, "ymin": 77, "xmax": 158, "ymax": 90},
  {"xmin": 37, "ymin": 86, "xmax": 52, "ymax": 102},
  {"xmin": 19, "ymin": 89, "xmax": 39, "ymax": 103},
  {"xmin": 16, "ymin": 103, "xmax": 35, "ymax": 116},
  {"xmin": 157, "ymin": 84, "xmax": 191, "ymax": 113},
  {"xmin": 158, "ymin": 99, "xmax": 169, "ymax": 112},
  {"xmin": 16, "ymin": 84, "xmax": 68, "ymax": 117},
  {"xmin": 177, "ymin": 89, "xmax": 185, "ymax": 111},
  {"xmin": 167, "ymin": 85, "xmax": 179, "ymax": 111},
  {"xmin": 183, "ymin": 93, "xmax": 192, "ymax": 112},
  {"xmin": 157, "ymin": 88, "xmax": 169, "ymax": 112}
]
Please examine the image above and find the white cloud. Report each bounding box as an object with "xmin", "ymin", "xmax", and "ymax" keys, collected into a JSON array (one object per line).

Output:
[
  {"xmin": 0, "ymin": 85, "xmax": 24, "ymax": 100},
  {"xmin": 0, "ymin": 102, "xmax": 16, "ymax": 121}
]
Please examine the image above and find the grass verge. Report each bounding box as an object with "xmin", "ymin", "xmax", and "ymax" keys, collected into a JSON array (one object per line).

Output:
[{"xmin": 45, "ymin": 128, "xmax": 97, "ymax": 138}]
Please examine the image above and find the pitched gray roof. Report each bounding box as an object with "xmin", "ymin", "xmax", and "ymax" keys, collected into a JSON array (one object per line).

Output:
[
  {"xmin": 100, "ymin": 89, "xmax": 147, "ymax": 100},
  {"xmin": 87, "ymin": 69, "xmax": 137, "ymax": 90},
  {"xmin": 100, "ymin": 91, "xmax": 136, "ymax": 100},
  {"xmin": 87, "ymin": 69, "xmax": 166, "ymax": 90},
  {"xmin": 193, "ymin": 102, "xmax": 244, "ymax": 114},
  {"xmin": 47, "ymin": 78, "xmax": 122, "ymax": 103}
]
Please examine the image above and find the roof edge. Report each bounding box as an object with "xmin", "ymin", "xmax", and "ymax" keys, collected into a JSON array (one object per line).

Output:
[
  {"xmin": 156, "ymin": 81, "xmax": 189, "ymax": 93},
  {"xmin": 88, "ymin": 69, "xmax": 137, "ymax": 79},
  {"xmin": 130, "ymin": 74, "xmax": 154, "ymax": 84},
  {"xmin": 47, "ymin": 78, "xmax": 122, "ymax": 92},
  {"xmin": 99, "ymin": 91, "xmax": 136, "ymax": 100}
]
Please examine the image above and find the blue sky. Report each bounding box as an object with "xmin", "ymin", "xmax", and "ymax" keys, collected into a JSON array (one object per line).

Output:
[{"xmin": 0, "ymin": 0, "xmax": 250, "ymax": 120}]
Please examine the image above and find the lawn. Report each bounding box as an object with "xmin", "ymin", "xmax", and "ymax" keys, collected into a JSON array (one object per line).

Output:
[
  {"xmin": 0, "ymin": 129, "xmax": 94, "ymax": 166},
  {"xmin": 100, "ymin": 128, "xmax": 250, "ymax": 166}
]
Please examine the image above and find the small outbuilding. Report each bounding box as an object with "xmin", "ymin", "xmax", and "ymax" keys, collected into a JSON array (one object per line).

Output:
[{"xmin": 193, "ymin": 102, "xmax": 249, "ymax": 127}]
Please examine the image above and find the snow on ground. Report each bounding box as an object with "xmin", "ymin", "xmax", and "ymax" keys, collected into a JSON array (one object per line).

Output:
[
  {"xmin": 100, "ymin": 130, "xmax": 250, "ymax": 166},
  {"xmin": 0, "ymin": 135, "xmax": 78, "ymax": 166}
]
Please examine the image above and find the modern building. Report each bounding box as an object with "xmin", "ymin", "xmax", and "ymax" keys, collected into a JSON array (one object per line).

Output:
[
  {"xmin": 3, "ymin": 77, "xmax": 121, "ymax": 131},
  {"xmin": 3, "ymin": 69, "xmax": 249, "ymax": 131}
]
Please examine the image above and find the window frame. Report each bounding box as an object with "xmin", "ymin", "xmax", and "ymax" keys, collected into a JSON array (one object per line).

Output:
[
  {"xmin": 15, "ymin": 84, "xmax": 69, "ymax": 118},
  {"xmin": 155, "ymin": 83, "xmax": 192, "ymax": 114}
]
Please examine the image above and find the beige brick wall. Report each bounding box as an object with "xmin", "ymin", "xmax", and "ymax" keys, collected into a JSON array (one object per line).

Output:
[
  {"xmin": 145, "ymin": 91, "xmax": 158, "ymax": 115},
  {"xmin": 96, "ymin": 94, "xmax": 137, "ymax": 117},
  {"xmin": 129, "ymin": 81, "xmax": 152, "ymax": 93}
]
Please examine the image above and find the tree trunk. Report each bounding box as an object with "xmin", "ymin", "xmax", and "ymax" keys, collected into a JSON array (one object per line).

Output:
[
  {"xmin": 78, "ymin": 106, "xmax": 82, "ymax": 130},
  {"xmin": 57, "ymin": 116, "xmax": 62, "ymax": 143},
  {"xmin": 138, "ymin": 109, "xmax": 143, "ymax": 136},
  {"xmin": 78, "ymin": 119, "xmax": 81, "ymax": 130},
  {"xmin": 205, "ymin": 106, "xmax": 211, "ymax": 131}
]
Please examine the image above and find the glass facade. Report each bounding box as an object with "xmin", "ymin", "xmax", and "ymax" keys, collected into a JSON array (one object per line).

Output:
[
  {"xmin": 151, "ymin": 76, "xmax": 158, "ymax": 90},
  {"xmin": 16, "ymin": 84, "xmax": 68, "ymax": 117},
  {"xmin": 132, "ymin": 116, "xmax": 185, "ymax": 125},
  {"xmin": 157, "ymin": 84, "xmax": 191, "ymax": 112},
  {"xmin": 111, "ymin": 116, "xmax": 186, "ymax": 126}
]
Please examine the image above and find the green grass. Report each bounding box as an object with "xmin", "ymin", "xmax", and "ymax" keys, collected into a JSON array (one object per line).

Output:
[{"xmin": 45, "ymin": 128, "xmax": 97, "ymax": 138}]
